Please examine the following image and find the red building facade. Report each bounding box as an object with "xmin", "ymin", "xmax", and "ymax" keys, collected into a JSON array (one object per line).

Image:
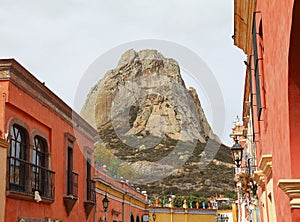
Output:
[
  {"xmin": 0, "ymin": 59, "xmax": 98, "ymax": 222},
  {"xmin": 234, "ymin": 0, "xmax": 300, "ymax": 221},
  {"xmin": 0, "ymin": 58, "xmax": 149, "ymax": 222}
]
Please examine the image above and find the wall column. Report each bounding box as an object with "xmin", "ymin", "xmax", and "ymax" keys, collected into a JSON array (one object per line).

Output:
[{"xmin": 0, "ymin": 137, "xmax": 9, "ymax": 222}]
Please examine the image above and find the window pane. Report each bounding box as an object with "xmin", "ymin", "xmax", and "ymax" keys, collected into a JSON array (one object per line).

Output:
[
  {"xmin": 32, "ymin": 136, "xmax": 47, "ymax": 195},
  {"xmin": 10, "ymin": 141, "xmax": 15, "ymax": 157},
  {"xmin": 33, "ymin": 136, "xmax": 46, "ymax": 167},
  {"xmin": 16, "ymin": 143, "xmax": 20, "ymax": 158},
  {"xmin": 8, "ymin": 124, "xmax": 27, "ymax": 192},
  {"xmin": 33, "ymin": 149, "xmax": 37, "ymax": 164},
  {"xmin": 10, "ymin": 124, "xmax": 26, "ymax": 160}
]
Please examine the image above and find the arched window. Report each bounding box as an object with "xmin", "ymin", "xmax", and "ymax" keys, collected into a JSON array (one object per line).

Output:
[
  {"xmin": 130, "ymin": 214, "xmax": 135, "ymax": 222},
  {"xmin": 8, "ymin": 124, "xmax": 28, "ymax": 192},
  {"xmin": 32, "ymin": 136, "xmax": 47, "ymax": 195},
  {"xmin": 7, "ymin": 124, "xmax": 54, "ymax": 200},
  {"xmin": 136, "ymin": 215, "xmax": 140, "ymax": 222},
  {"xmin": 33, "ymin": 136, "xmax": 46, "ymax": 167}
]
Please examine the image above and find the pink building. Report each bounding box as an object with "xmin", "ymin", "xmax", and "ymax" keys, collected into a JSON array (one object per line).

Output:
[{"xmin": 234, "ymin": 0, "xmax": 300, "ymax": 221}]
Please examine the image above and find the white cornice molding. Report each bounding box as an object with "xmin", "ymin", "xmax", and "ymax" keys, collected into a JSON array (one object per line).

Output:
[
  {"xmin": 290, "ymin": 199, "xmax": 300, "ymax": 209},
  {"xmin": 259, "ymin": 154, "xmax": 272, "ymax": 177},
  {"xmin": 278, "ymin": 179, "xmax": 300, "ymax": 209},
  {"xmin": 278, "ymin": 179, "xmax": 300, "ymax": 198},
  {"xmin": 253, "ymin": 170, "xmax": 265, "ymax": 187},
  {"xmin": 0, "ymin": 138, "xmax": 9, "ymax": 149}
]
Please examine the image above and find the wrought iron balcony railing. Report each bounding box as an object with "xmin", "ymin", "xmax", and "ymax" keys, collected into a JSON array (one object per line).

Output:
[
  {"xmin": 67, "ymin": 171, "xmax": 78, "ymax": 197},
  {"xmin": 7, "ymin": 156, "xmax": 55, "ymax": 199},
  {"xmin": 86, "ymin": 179, "xmax": 96, "ymax": 202}
]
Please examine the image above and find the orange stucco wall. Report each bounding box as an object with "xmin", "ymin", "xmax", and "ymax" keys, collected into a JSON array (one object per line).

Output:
[
  {"xmin": 0, "ymin": 59, "xmax": 149, "ymax": 222},
  {"xmin": 0, "ymin": 67, "xmax": 96, "ymax": 221},
  {"xmin": 0, "ymin": 138, "xmax": 9, "ymax": 222}
]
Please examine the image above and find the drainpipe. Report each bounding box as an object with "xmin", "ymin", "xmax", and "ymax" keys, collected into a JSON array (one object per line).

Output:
[
  {"xmin": 0, "ymin": 93, "xmax": 8, "ymax": 222},
  {"xmin": 122, "ymin": 192, "xmax": 127, "ymax": 222},
  {"xmin": 94, "ymin": 189, "xmax": 96, "ymax": 222},
  {"xmin": 122, "ymin": 179, "xmax": 129, "ymax": 222},
  {"xmin": 122, "ymin": 197, "xmax": 125, "ymax": 222},
  {"xmin": 2, "ymin": 93, "xmax": 7, "ymax": 133}
]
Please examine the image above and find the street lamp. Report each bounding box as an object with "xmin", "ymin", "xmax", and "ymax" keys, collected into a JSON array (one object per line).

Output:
[
  {"xmin": 102, "ymin": 194, "xmax": 109, "ymax": 222},
  {"xmin": 231, "ymin": 138, "xmax": 243, "ymax": 168},
  {"xmin": 152, "ymin": 212, "xmax": 156, "ymax": 222}
]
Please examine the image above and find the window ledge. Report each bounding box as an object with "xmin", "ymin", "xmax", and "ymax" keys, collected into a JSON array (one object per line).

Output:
[
  {"xmin": 6, "ymin": 190, "xmax": 54, "ymax": 204},
  {"xmin": 63, "ymin": 194, "xmax": 78, "ymax": 200},
  {"xmin": 278, "ymin": 179, "xmax": 300, "ymax": 209},
  {"xmin": 258, "ymin": 154, "xmax": 272, "ymax": 177},
  {"xmin": 84, "ymin": 200, "xmax": 95, "ymax": 205},
  {"xmin": 253, "ymin": 170, "xmax": 265, "ymax": 187},
  {"xmin": 63, "ymin": 195, "xmax": 78, "ymax": 215},
  {"xmin": 84, "ymin": 200, "xmax": 95, "ymax": 218}
]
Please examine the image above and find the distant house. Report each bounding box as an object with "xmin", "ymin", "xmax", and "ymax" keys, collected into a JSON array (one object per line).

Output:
[
  {"xmin": 94, "ymin": 168, "xmax": 149, "ymax": 222},
  {"xmin": 148, "ymin": 207, "xmax": 217, "ymax": 222}
]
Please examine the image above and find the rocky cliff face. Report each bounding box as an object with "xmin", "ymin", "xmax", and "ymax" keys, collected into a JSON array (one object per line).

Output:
[
  {"xmin": 81, "ymin": 49, "xmax": 218, "ymax": 143},
  {"xmin": 80, "ymin": 49, "xmax": 234, "ymax": 196}
]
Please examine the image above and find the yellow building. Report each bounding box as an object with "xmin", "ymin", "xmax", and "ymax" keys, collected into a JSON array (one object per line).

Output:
[
  {"xmin": 149, "ymin": 207, "xmax": 217, "ymax": 222},
  {"xmin": 217, "ymin": 208, "xmax": 237, "ymax": 222},
  {"xmin": 94, "ymin": 169, "xmax": 149, "ymax": 222}
]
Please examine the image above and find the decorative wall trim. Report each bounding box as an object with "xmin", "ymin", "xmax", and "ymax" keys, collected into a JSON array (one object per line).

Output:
[
  {"xmin": 95, "ymin": 189, "xmax": 147, "ymax": 211},
  {"xmin": 278, "ymin": 179, "xmax": 300, "ymax": 209},
  {"xmin": 259, "ymin": 154, "xmax": 272, "ymax": 177},
  {"xmin": 0, "ymin": 138, "xmax": 9, "ymax": 149},
  {"xmin": 94, "ymin": 177, "xmax": 148, "ymax": 204},
  {"xmin": 0, "ymin": 59, "xmax": 98, "ymax": 142},
  {"xmin": 254, "ymin": 170, "xmax": 265, "ymax": 187},
  {"xmin": 290, "ymin": 198, "xmax": 300, "ymax": 209},
  {"xmin": 6, "ymin": 190, "xmax": 54, "ymax": 204},
  {"xmin": 149, "ymin": 207, "xmax": 217, "ymax": 215}
]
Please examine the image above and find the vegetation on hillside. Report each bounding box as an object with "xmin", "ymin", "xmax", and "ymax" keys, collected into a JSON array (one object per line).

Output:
[
  {"xmin": 96, "ymin": 112, "xmax": 235, "ymax": 201},
  {"xmin": 94, "ymin": 143, "xmax": 138, "ymax": 180}
]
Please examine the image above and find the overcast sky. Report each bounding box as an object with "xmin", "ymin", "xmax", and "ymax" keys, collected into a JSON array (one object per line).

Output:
[{"xmin": 0, "ymin": 0, "xmax": 245, "ymax": 146}]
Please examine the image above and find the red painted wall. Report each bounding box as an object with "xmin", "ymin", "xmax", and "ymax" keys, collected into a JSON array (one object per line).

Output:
[
  {"xmin": 288, "ymin": 2, "xmax": 300, "ymax": 220},
  {"xmin": 247, "ymin": 0, "xmax": 300, "ymax": 221},
  {"xmin": 288, "ymin": 0, "xmax": 300, "ymax": 179},
  {"xmin": 0, "ymin": 63, "xmax": 97, "ymax": 221},
  {"xmin": 253, "ymin": 0, "xmax": 293, "ymax": 177}
]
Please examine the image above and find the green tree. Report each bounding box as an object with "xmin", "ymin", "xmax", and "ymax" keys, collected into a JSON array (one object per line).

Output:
[
  {"xmin": 173, "ymin": 196, "xmax": 184, "ymax": 207},
  {"xmin": 94, "ymin": 143, "xmax": 138, "ymax": 180}
]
